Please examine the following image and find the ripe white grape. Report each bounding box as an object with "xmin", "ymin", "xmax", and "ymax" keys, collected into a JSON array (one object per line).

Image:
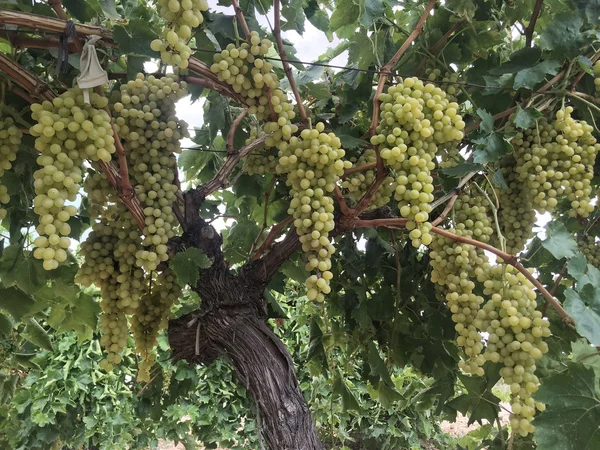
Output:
[
  {"xmin": 154, "ymin": 0, "xmax": 209, "ymax": 68},
  {"xmin": 372, "ymin": 76, "xmax": 465, "ymax": 247},
  {"xmin": 30, "ymin": 88, "xmax": 115, "ymax": 270},
  {"xmin": 0, "ymin": 117, "xmax": 22, "ymax": 220},
  {"xmin": 511, "ymin": 106, "xmax": 600, "ymax": 219}
]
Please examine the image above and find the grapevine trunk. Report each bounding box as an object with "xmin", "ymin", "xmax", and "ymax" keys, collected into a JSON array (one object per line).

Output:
[{"xmin": 169, "ymin": 308, "xmax": 324, "ymax": 450}]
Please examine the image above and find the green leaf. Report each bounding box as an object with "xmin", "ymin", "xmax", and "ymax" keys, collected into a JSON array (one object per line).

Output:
[
  {"xmin": 564, "ymin": 286, "xmax": 600, "ymax": 346},
  {"xmin": 112, "ymin": 22, "xmax": 158, "ymax": 57},
  {"xmin": 542, "ymin": 222, "xmax": 578, "ymax": 260},
  {"xmin": 329, "ymin": 0, "xmax": 360, "ymax": 32},
  {"xmin": 472, "ymin": 133, "xmax": 513, "ymax": 164},
  {"xmin": 447, "ymin": 363, "xmax": 501, "ymax": 425},
  {"xmin": 567, "ymin": 253, "xmax": 588, "ymax": 280},
  {"xmin": 307, "ymin": 317, "xmax": 325, "ymax": 361},
  {"xmin": 0, "ymin": 246, "xmax": 48, "ymax": 294},
  {"xmin": 577, "ymin": 55, "xmax": 594, "ymax": 76},
  {"xmin": 0, "ymin": 313, "xmax": 13, "ymax": 337},
  {"xmin": 99, "ymin": 0, "xmax": 120, "ymax": 18},
  {"xmin": 360, "ymin": 0, "xmax": 386, "ymax": 28},
  {"xmin": 304, "ymin": 0, "xmax": 330, "ymax": 33},
  {"xmin": 62, "ymin": 0, "xmax": 102, "ymax": 22},
  {"xmin": 333, "ymin": 374, "xmax": 360, "ymax": 411},
  {"xmin": 514, "ymin": 60, "xmax": 561, "ymax": 90},
  {"xmin": 367, "ymin": 342, "xmax": 394, "ymax": 387},
  {"xmin": 477, "ymin": 109, "xmax": 494, "ymax": 133},
  {"xmin": 533, "ymin": 363, "xmax": 600, "ymax": 450},
  {"xmin": 0, "ymin": 287, "xmax": 36, "ymax": 320},
  {"xmin": 223, "ymin": 217, "xmax": 261, "ymax": 265},
  {"xmin": 573, "ymin": 0, "xmax": 600, "ymax": 25},
  {"xmin": 514, "ymin": 105, "xmax": 543, "ymax": 129},
  {"xmin": 23, "ymin": 318, "xmax": 53, "ymax": 351},
  {"xmin": 491, "ymin": 168, "xmax": 508, "ymax": 190},
  {"xmin": 169, "ymin": 248, "xmax": 212, "ymax": 287},
  {"xmin": 337, "ymin": 134, "xmax": 367, "ymax": 150},
  {"xmin": 571, "ymin": 339, "xmax": 600, "ymax": 375},
  {"xmin": 540, "ymin": 13, "xmax": 584, "ymax": 59},
  {"xmin": 441, "ymin": 163, "xmax": 483, "ymax": 178}
]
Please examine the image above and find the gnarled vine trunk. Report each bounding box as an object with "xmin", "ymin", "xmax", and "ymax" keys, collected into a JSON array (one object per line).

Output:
[
  {"xmin": 168, "ymin": 198, "xmax": 323, "ymax": 450},
  {"xmin": 169, "ymin": 306, "xmax": 324, "ymax": 450}
]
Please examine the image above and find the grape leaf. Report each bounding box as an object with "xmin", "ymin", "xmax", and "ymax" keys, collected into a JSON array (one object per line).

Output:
[
  {"xmin": 367, "ymin": 342, "xmax": 394, "ymax": 387},
  {"xmin": 223, "ymin": 217, "xmax": 261, "ymax": 265},
  {"xmin": 304, "ymin": 0, "xmax": 330, "ymax": 33},
  {"xmin": 540, "ymin": 13, "xmax": 584, "ymax": 59},
  {"xmin": 329, "ymin": 0, "xmax": 360, "ymax": 32},
  {"xmin": 62, "ymin": 0, "xmax": 102, "ymax": 22},
  {"xmin": 567, "ymin": 253, "xmax": 588, "ymax": 280},
  {"xmin": 0, "ymin": 313, "xmax": 13, "ymax": 337},
  {"xmin": 360, "ymin": 0, "xmax": 387, "ymax": 28},
  {"xmin": 307, "ymin": 317, "xmax": 325, "ymax": 361},
  {"xmin": 333, "ymin": 374, "xmax": 361, "ymax": 411},
  {"xmin": 112, "ymin": 21, "xmax": 158, "ymax": 57},
  {"xmin": 23, "ymin": 318, "xmax": 53, "ymax": 351},
  {"xmin": 513, "ymin": 60, "xmax": 561, "ymax": 90},
  {"xmin": 441, "ymin": 163, "xmax": 483, "ymax": 178},
  {"xmin": 169, "ymin": 248, "xmax": 212, "ymax": 288},
  {"xmin": 541, "ymin": 222, "xmax": 579, "ymax": 260},
  {"xmin": 477, "ymin": 109, "xmax": 495, "ymax": 133},
  {"xmin": 0, "ymin": 246, "xmax": 48, "ymax": 294},
  {"xmin": 0, "ymin": 287, "xmax": 35, "ymax": 320},
  {"xmin": 491, "ymin": 168, "xmax": 508, "ymax": 189},
  {"xmin": 472, "ymin": 133, "xmax": 513, "ymax": 164},
  {"xmin": 571, "ymin": 339, "xmax": 600, "ymax": 375},
  {"xmin": 514, "ymin": 105, "xmax": 543, "ymax": 129},
  {"xmin": 564, "ymin": 285, "xmax": 600, "ymax": 346},
  {"xmin": 533, "ymin": 363, "xmax": 600, "ymax": 450}
]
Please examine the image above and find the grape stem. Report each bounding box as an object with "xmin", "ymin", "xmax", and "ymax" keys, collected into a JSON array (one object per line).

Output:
[
  {"xmin": 0, "ymin": 53, "xmax": 55, "ymax": 102},
  {"xmin": 333, "ymin": 185, "xmax": 352, "ymax": 216},
  {"xmin": 192, "ymin": 134, "xmax": 271, "ymax": 202},
  {"xmin": 368, "ymin": 0, "xmax": 437, "ymax": 137},
  {"xmin": 227, "ymin": 108, "xmax": 249, "ymax": 154},
  {"xmin": 525, "ymin": 0, "xmax": 544, "ymax": 48},
  {"xmin": 47, "ymin": 0, "xmax": 84, "ymax": 53},
  {"xmin": 231, "ymin": 0, "xmax": 252, "ymax": 41},
  {"xmin": 342, "ymin": 161, "xmax": 376, "ymax": 178},
  {"xmin": 273, "ymin": 0, "xmax": 308, "ymax": 124},
  {"xmin": 431, "ymin": 194, "xmax": 458, "ymax": 227},
  {"xmin": 250, "ymin": 216, "xmax": 294, "ymax": 261},
  {"xmin": 413, "ymin": 21, "xmax": 465, "ymax": 76}
]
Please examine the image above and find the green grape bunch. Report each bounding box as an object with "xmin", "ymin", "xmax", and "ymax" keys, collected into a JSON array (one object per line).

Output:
[
  {"xmin": 29, "ymin": 89, "xmax": 115, "ymax": 271},
  {"xmin": 372, "ymin": 76, "xmax": 465, "ymax": 248},
  {"xmin": 511, "ymin": 106, "xmax": 600, "ymax": 218},
  {"xmin": 0, "ymin": 117, "xmax": 23, "ymax": 220},
  {"xmin": 151, "ymin": 0, "xmax": 209, "ymax": 69}
]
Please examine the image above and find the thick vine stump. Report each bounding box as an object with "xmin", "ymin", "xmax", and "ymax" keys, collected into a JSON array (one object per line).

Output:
[{"xmin": 169, "ymin": 308, "xmax": 324, "ymax": 450}]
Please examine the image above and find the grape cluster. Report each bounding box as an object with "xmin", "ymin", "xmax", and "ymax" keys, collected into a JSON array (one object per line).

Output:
[
  {"xmin": 30, "ymin": 89, "xmax": 115, "ymax": 270},
  {"xmin": 131, "ymin": 269, "xmax": 181, "ymax": 381},
  {"xmin": 430, "ymin": 192, "xmax": 550, "ymax": 435},
  {"xmin": 477, "ymin": 263, "xmax": 550, "ymax": 436},
  {"xmin": 74, "ymin": 74, "xmax": 186, "ymax": 374},
  {"xmin": 112, "ymin": 73, "xmax": 188, "ymax": 272},
  {"xmin": 425, "ymin": 68, "xmax": 460, "ymax": 101},
  {"xmin": 372, "ymin": 77, "xmax": 465, "ymax": 247},
  {"xmin": 495, "ymin": 159, "xmax": 536, "ymax": 254},
  {"xmin": 276, "ymin": 123, "xmax": 348, "ymax": 301},
  {"xmin": 511, "ymin": 107, "xmax": 599, "ymax": 218},
  {"xmin": 77, "ymin": 213, "xmax": 144, "ymax": 370},
  {"xmin": 579, "ymin": 235, "xmax": 600, "ymax": 267},
  {"xmin": 341, "ymin": 149, "xmax": 397, "ymax": 209},
  {"xmin": 151, "ymin": 0, "xmax": 209, "ymax": 69},
  {"xmin": 430, "ymin": 231, "xmax": 487, "ymax": 374},
  {"xmin": 0, "ymin": 117, "xmax": 22, "ymax": 220}
]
